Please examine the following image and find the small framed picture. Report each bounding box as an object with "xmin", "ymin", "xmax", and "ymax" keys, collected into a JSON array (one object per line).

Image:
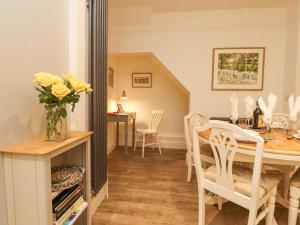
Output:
[
  {"xmin": 212, "ymin": 47, "xmax": 265, "ymax": 91},
  {"xmin": 108, "ymin": 67, "xmax": 114, "ymax": 87},
  {"xmin": 132, "ymin": 73, "xmax": 152, "ymax": 88}
]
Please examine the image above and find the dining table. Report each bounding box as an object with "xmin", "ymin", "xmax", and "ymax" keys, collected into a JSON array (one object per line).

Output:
[{"xmin": 198, "ymin": 128, "xmax": 300, "ymax": 210}]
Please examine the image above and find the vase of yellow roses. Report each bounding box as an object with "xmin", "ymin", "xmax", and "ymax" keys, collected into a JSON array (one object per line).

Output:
[{"xmin": 33, "ymin": 72, "xmax": 92, "ymax": 141}]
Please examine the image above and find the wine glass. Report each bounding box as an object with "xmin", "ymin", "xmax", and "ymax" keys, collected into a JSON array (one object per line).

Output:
[
  {"xmin": 231, "ymin": 116, "xmax": 238, "ymax": 125},
  {"xmin": 263, "ymin": 117, "xmax": 273, "ymax": 141},
  {"xmin": 244, "ymin": 111, "xmax": 253, "ymax": 128}
]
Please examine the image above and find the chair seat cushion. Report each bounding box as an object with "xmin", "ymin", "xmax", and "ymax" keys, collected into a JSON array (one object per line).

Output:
[
  {"xmin": 292, "ymin": 169, "xmax": 300, "ymax": 188},
  {"xmin": 137, "ymin": 129, "xmax": 157, "ymax": 134},
  {"xmin": 204, "ymin": 165, "xmax": 281, "ymax": 199}
]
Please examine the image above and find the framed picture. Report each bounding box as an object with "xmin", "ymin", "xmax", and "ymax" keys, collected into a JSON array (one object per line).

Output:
[
  {"xmin": 132, "ymin": 73, "xmax": 152, "ymax": 88},
  {"xmin": 212, "ymin": 47, "xmax": 265, "ymax": 91},
  {"xmin": 108, "ymin": 67, "xmax": 114, "ymax": 87}
]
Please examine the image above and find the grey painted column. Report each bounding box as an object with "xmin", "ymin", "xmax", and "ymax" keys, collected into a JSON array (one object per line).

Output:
[{"xmin": 88, "ymin": 0, "xmax": 108, "ymax": 194}]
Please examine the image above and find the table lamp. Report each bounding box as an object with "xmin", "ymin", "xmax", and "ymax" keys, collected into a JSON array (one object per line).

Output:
[{"xmin": 117, "ymin": 90, "xmax": 127, "ymax": 113}]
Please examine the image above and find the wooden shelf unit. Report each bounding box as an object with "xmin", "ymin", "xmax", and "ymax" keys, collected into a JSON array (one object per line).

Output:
[{"xmin": 0, "ymin": 131, "xmax": 92, "ymax": 225}]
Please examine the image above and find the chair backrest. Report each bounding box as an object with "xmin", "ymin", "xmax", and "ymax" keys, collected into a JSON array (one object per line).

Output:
[
  {"xmin": 184, "ymin": 112, "xmax": 208, "ymax": 153},
  {"xmin": 193, "ymin": 121, "xmax": 264, "ymax": 206},
  {"xmin": 148, "ymin": 110, "xmax": 164, "ymax": 131},
  {"xmin": 271, "ymin": 113, "xmax": 289, "ymax": 129}
]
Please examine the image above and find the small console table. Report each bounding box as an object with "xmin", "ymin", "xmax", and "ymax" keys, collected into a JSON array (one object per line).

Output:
[
  {"xmin": 107, "ymin": 112, "xmax": 136, "ymax": 158},
  {"xmin": 0, "ymin": 131, "xmax": 92, "ymax": 225}
]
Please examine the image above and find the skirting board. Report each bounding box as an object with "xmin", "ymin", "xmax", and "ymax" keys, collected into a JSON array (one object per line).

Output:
[
  {"xmin": 107, "ymin": 142, "xmax": 116, "ymax": 155},
  {"xmin": 118, "ymin": 135, "xmax": 186, "ymax": 150},
  {"xmin": 91, "ymin": 182, "xmax": 108, "ymax": 217}
]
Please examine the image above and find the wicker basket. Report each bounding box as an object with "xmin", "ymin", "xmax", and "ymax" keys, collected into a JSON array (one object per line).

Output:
[{"xmin": 51, "ymin": 165, "xmax": 85, "ymax": 192}]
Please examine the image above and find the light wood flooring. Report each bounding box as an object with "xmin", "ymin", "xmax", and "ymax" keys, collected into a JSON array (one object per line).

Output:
[{"xmin": 92, "ymin": 147, "xmax": 298, "ymax": 225}]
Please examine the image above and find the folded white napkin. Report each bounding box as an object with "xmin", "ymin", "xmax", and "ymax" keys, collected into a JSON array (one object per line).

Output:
[
  {"xmin": 258, "ymin": 93, "xmax": 277, "ymax": 125},
  {"xmin": 230, "ymin": 93, "xmax": 239, "ymax": 123},
  {"xmin": 244, "ymin": 95, "xmax": 256, "ymax": 118},
  {"xmin": 288, "ymin": 94, "xmax": 300, "ymax": 122}
]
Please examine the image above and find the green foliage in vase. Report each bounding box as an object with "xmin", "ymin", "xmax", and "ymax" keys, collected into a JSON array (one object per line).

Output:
[{"xmin": 33, "ymin": 72, "xmax": 92, "ymax": 139}]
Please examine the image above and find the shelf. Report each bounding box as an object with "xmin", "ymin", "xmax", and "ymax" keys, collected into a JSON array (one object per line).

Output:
[{"xmin": 53, "ymin": 201, "xmax": 88, "ymax": 225}]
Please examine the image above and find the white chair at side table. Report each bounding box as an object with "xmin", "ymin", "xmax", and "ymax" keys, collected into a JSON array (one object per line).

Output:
[
  {"xmin": 288, "ymin": 169, "xmax": 300, "ymax": 225},
  {"xmin": 193, "ymin": 121, "xmax": 281, "ymax": 225},
  {"xmin": 184, "ymin": 112, "xmax": 213, "ymax": 182},
  {"xmin": 134, "ymin": 110, "xmax": 163, "ymax": 158}
]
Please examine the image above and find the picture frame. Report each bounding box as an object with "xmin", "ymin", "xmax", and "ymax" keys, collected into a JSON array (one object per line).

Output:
[
  {"xmin": 132, "ymin": 73, "xmax": 152, "ymax": 88},
  {"xmin": 108, "ymin": 67, "xmax": 114, "ymax": 87},
  {"xmin": 212, "ymin": 47, "xmax": 265, "ymax": 91}
]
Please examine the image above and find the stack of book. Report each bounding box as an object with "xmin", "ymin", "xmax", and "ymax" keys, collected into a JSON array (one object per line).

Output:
[{"xmin": 52, "ymin": 185, "xmax": 84, "ymax": 225}]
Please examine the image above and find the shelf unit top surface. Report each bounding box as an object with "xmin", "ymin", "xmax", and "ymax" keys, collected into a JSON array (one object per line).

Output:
[{"xmin": 0, "ymin": 131, "xmax": 93, "ymax": 155}]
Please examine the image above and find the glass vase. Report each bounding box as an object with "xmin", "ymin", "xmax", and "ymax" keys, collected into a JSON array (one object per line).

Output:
[{"xmin": 46, "ymin": 105, "xmax": 69, "ymax": 141}]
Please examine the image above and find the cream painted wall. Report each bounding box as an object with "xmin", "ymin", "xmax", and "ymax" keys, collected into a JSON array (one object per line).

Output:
[
  {"xmin": 284, "ymin": 0, "xmax": 300, "ymax": 98},
  {"xmin": 0, "ymin": 0, "xmax": 69, "ymax": 146},
  {"xmin": 0, "ymin": 1, "xmax": 71, "ymax": 224},
  {"xmin": 112, "ymin": 54, "xmax": 189, "ymax": 148},
  {"xmin": 109, "ymin": 8, "xmax": 287, "ymax": 117},
  {"xmin": 107, "ymin": 56, "xmax": 118, "ymax": 153},
  {"xmin": 68, "ymin": 0, "xmax": 89, "ymax": 131},
  {"xmin": 283, "ymin": 0, "xmax": 298, "ymax": 110}
]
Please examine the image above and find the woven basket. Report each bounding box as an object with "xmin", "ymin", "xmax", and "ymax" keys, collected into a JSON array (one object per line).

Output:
[{"xmin": 51, "ymin": 165, "xmax": 85, "ymax": 192}]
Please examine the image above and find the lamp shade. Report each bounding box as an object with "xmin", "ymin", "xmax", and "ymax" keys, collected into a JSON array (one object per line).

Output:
[{"xmin": 120, "ymin": 90, "xmax": 128, "ymax": 100}]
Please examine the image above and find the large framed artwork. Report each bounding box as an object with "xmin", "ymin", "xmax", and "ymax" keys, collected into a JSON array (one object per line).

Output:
[
  {"xmin": 132, "ymin": 73, "xmax": 152, "ymax": 88},
  {"xmin": 212, "ymin": 47, "xmax": 265, "ymax": 91}
]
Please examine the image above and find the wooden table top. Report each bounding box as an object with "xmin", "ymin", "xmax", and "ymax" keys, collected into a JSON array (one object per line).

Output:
[
  {"xmin": 0, "ymin": 131, "xmax": 93, "ymax": 155},
  {"xmin": 199, "ymin": 129, "xmax": 300, "ymax": 156}
]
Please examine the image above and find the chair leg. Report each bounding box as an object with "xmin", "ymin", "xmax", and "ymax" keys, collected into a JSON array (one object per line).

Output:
[
  {"xmin": 134, "ymin": 132, "xmax": 137, "ymax": 151},
  {"xmin": 187, "ymin": 153, "xmax": 192, "ymax": 182},
  {"xmin": 217, "ymin": 196, "xmax": 223, "ymax": 211},
  {"xmin": 288, "ymin": 186, "xmax": 300, "ymax": 225},
  {"xmin": 142, "ymin": 134, "xmax": 145, "ymax": 158},
  {"xmin": 152, "ymin": 134, "xmax": 155, "ymax": 151},
  {"xmin": 199, "ymin": 186, "xmax": 206, "ymax": 225},
  {"xmin": 156, "ymin": 134, "xmax": 162, "ymax": 154},
  {"xmin": 247, "ymin": 206, "xmax": 258, "ymax": 225},
  {"xmin": 265, "ymin": 187, "xmax": 277, "ymax": 225}
]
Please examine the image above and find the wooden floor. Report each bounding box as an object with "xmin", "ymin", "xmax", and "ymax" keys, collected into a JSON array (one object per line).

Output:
[{"xmin": 92, "ymin": 147, "xmax": 297, "ymax": 225}]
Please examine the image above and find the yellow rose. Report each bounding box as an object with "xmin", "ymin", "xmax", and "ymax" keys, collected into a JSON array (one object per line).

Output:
[
  {"xmin": 62, "ymin": 74, "xmax": 75, "ymax": 81},
  {"xmin": 84, "ymin": 83, "xmax": 93, "ymax": 93},
  {"xmin": 51, "ymin": 83, "xmax": 71, "ymax": 100},
  {"xmin": 69, "ymin": 78, "xmax": 87, "ymax": 92},
  {"xmin": 33, "ymin": 72, "xmax": 63, "ymax": 87}
]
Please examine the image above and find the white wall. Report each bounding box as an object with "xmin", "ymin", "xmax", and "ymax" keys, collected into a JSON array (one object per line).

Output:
[
  {"xmin": 284, "ymin": 0, "xmax": 298, "ymax": 104},
  {"xmin": 68, "ymin": 0, "xmax": 89, "ymax": 131},
  {"xmin": 107, "ymin": 56, "xmax": 118, "ymax": 153},
  {"xmin": 284, "ymin": 0, "xmax": 300, "ymax": 98},
  {"xmin": 111, "ymin": 54, "xmax": 189, "ymax": 148},
  {"xmin": 0, "ymin": 0, "xmax": 70, "ymax": 146},
  {"xmin": 0, "ymin": 1, "xmax": 72, "ymax": 224},
  {"xmin": 109, "ymin": 8, "xmax": 287, "ymax": 117}
]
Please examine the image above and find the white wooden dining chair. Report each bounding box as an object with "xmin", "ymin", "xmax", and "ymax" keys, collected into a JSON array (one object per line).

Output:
[
  {"xmin": 269, "ymin": 113, "xmax": 297, "ymax": 201},
  {"xmin": 271, "ymin": 113, "xmax": 289, "ymax": 129},
  {"xmin": 184, "ymin": 112, "xmax": 213, "ymax": 182},
  {"xmin": 134, "ymin": 110, "xmax": 163, "ymax": 158},
  {"xmin": 193, "ymin": 121, "xmax": 281, "ymax": 225},
  {"xmin": 288, "ymin": 169, "xmax": 300, "ymax": 225}
]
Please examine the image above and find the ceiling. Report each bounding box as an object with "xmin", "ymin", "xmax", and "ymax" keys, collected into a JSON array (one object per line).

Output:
[{"xmin": 109, "ymin": 0, "xmax": 291, "ymax": 12}]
